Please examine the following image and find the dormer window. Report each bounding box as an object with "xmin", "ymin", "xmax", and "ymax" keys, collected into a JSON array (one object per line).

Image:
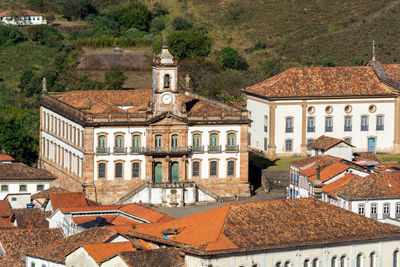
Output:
[{"xmin": 164, "ymin": 74, "xmax": 170, "ymax": 88}]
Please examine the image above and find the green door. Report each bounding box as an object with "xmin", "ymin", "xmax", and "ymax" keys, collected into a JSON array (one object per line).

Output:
[
  {"xmin": 171, "ymin": 162, "xmax": 179, "ymax": 182},
  {"xmin": 154, "ymin": 163, "xmax": 163, "ymax": 183}
]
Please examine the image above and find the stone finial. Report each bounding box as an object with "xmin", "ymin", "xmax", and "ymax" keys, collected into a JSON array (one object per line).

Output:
[
  {"xmin": 185, "ymin": 74, "xmax": 191, "ymax": 89},
  {"xmin": 372, "ymin": 40, "xmax": 376, "ymax": 61},
  {"xmin": 313, "ymin": 163, "xmax": 323, "ymax": 199},
  {"xmin": 41, "ymin": 77, "xmax": 47, "ymax": 93}
]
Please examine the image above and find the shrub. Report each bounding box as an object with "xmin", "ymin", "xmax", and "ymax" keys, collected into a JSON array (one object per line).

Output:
[
  {"xmin": 172, "ymin": 16, "xmax": 193, "ymax": 31},
  {"xmin": 152, "ymin": 2, "xmax": 169, "ymax": 17},
  {"xmin": 0, "ymin": 25, "xmax": 24, "ymax": 46},
  {"xmin": 103, "ymin": 68, "xmax": 127, "ymax": 90},
  {"xmin": 110, "ymin": 1, "xmax": 152, "ymax": 32},
  {"xmin": 60, "ymin": 0, "xmax": 97, "ymax": 20},
  {"xmin": 27, "ymin": 25, "xmax": 63, "ymax": 47},
  {"xmin": 216, "ymin": 47, "xmax": 248, "ymax": 70},
  {"xmin": 150, "ymin": 16, "xmax": 167, "ymax": 34}
]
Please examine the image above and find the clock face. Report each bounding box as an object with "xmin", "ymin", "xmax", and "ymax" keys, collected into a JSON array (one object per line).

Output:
[{"xmin": 162, "ymin": 93, "xmax": 172, "ymax": 105}]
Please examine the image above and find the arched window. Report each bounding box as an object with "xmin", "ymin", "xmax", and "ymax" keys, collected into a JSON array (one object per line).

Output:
[
  {"xmin": 344, "ymin": 116, "xmax": 352, "ymax": 131},
  {"xmin": 115, "ymin": 162, "xmax": 123, "ymax": 178},
  {"xmin": 115, "ymin": 135, "xmax": 123, "ymax": 153},
  {"xmin": 98, "ymin": 135, "xmax": 106, "ymax": 153},
  {"xmin": 312, "ymin": 258, "xmax": 318, "ymax": 267},
  {"xmin": 98, "ymin": 163, "xmax": 106, "ymax": 178},
  {"xmin": 340, "ymin": 256, "xmax": 346, "ymax": 267},
  {"xmin": 210, "ymin": 161, "xmax": 217, "ymax": 177},
  {"xmin": 370, "ymin": 252, "xmax": 376, "ymax": 267},
  {"xmin": 331, "ymin": 256, "xmax": 337, "ymax": 267},
  {"xmin": 307, "ymin": 117, "xmax": 315, "ymax": 132},
  {"xmin": 132, "ymin": 162, "xmax": 140, "ymax": 178},
  {"xmin": 361, "ymin": 116, "xmax": 368, "ymax": 131},
  {"xmin": 284, "ymin": 261, "xmax": 290, "ymax": 267},
  {"xmin": 275, "ymin": 262, "xmax": 281, "ymax": 267},
  {"xmin": 193, "ymin": 133, "xmax": 201, "ymax": 152},
  {"xmin": 171, "ymin": 134, "xmax": 178, "ymax": 149},
  {"xmin": 132, "ymin": 135, "xmax": 140, "ymax": 153},
  {"xmin": 325, "ymin": 116, "xmax": 333, "ymax": 132},
  {"xmin": 394, "ymin": 250, "xmax": 399, "ymax": 267},
  {"xmin": 285, "ymin": 140, "xmax": 293, "ymax": 152},
  {"xmin": 192, "ymin": 161, "xmax": 200, "ymax": 177},
  {"xmin": 357, "ymin": 253, "xmax": 362, "ymax": 267},
  {"xmin": 164, "ymin": 74, "xmax": 170, "ymax": 88},
  {"xmin": 227, "ymin": 160, "xmax": 235, "ymax": 176},
  {"xmin": 1, "ymin": 185, "xmax": 8, "ymax": 192},
  {"xmin": 155, "ymin": 135, "xmax": 162, "ymax": 150},
  {"xmin": 227, "ymin": 133, "xmax": 236, "ymax": 151},
  {"xmin": 304, "ymin": 259, "xmax": 309, "ymax": 267},
  {"xmin": 209, "ymin": 133, "xmax": 219, "ymax": 152}
]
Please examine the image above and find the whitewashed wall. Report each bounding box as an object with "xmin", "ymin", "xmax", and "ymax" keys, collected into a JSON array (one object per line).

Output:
[
  {"xmin": 0, "ymin": 181, "xmax": 50, "ymax": 200},
  {"xmin": 247, "ymin": 97, "xmax": 269, "ymax": 152}
]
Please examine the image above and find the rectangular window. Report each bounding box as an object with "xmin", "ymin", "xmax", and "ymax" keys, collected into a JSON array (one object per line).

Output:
[
  {"xmin": 358, "ymin": 204, "xmax": 365, "ymax": 215},
  {"xmin": 248, "ymin": 111, "xmax": 252, "ymax": 127},
  {"xmin": 210, "ymin": 161, "xmax": 217, "ymax": 176},
  {"xmin": 371, "ymin": 203, "xmax": 377, "ymax": 218},
  {"xmin": 1, "ymin": 185, "xmax": 8, "ymax": 192},
  {"xmin": 155, "ymin": 135, "xmax": 162, "ymax": 149},
  {"xmin": 227, "ymin": 161, "xmax": 235, "ymax": 176},
  {"xmin": 264, "ymin": 138, "xmax": 268, "ymax": 151},
  {"xmin": 285, "ymin": 118, "xmax": 293, "ymax": 133},
  {"xmin": 115, "ymin": 163, "xmax": 123, "ymax": 178},
  {"xmin": 98, "ymin": 163, "xmax": 106, "ymax": 178},
  {"xmin": 248, "ymin": 133, "xmax": 251, "ymax": 146},
  {"xmin": 264, "ymin": 116, "xmax": 268, "ymax": 132},
  {"xmin": 19, "ymin": 185, "xmax": 27, "ymax": 192},
  {"xmin": 376, "ymin": 115, "xmax": 384, "ymax": 130},
  {"xmin": 285, "ymin": 140, "xmax": 292, "ymax": 152},
  {"xmin": 396, "ymin": 203, "xmax": 400, "ymax": 216},
  {"xmin": 384, "ymin": 203, "xmax": 390, "ymax": 216},
  {"xmin": 344, "ymin": 116, "xmax": 352, "ymax": 131},
  {"xmin": 361, "ymin": 116, "xmax": 368, "ymax": 131},
  {"xmin": 37, "ymin": 184, "xmax": 44, "ymax": 191},
  {"xmin": 325, "ymin": 117, "xmax": 333, "ymax": 132},
  {"xmin": 192, "ymin": 161, "xmax": 200, "ymax": 177},
  {"xmin": 132, "ymin": 162, "xmax": 140, "ymax": 178},
  {"xmin": 307, "ymin": 139, "xmax": 313, "ymax": 151},
  {"xmin": 307, "ymin": 117, "xmax": 315, "ymax": 132}
]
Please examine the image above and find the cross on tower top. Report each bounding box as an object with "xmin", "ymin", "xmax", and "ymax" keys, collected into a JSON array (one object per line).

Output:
[{"xmin": 372, "ymin": 40, "xmax": 376, "ymax": 61}]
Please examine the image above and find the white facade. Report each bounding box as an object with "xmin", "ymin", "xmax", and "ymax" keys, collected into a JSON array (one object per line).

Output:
[
  {"xmin": 1, "ymin": 15, "xmax": 46, "ymax": 25},
  {"xmin": 312, "ymin": 142, "xmax": 353, "ymax": 162},
  {"xmin": 185, "ymin": 240, "xmax": 400, "ymax": 267},
  {"xmin": 0, "ymin": 180, "xmax": 50, "ymax": 200},
  {"xmin": 247, "ymin": 96, "xmax": 396, "ymax": 156}
]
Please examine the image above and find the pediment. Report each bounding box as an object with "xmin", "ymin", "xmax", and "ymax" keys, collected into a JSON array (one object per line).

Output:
[{"xmin": 148, "ymin": 112, "xmax": 188, "ymax": 126}]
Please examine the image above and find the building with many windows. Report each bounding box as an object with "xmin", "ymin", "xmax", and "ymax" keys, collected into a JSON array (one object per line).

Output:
[
  {"xmin": 38, "ymin": 44, "xmax": 250, "ymax": 205},
  {"xmin": 0, "ymin": 9, "xmax": 46, "ymax": 25},
  {"xmin": 244, "ymin": 60, "xmax": 400, "ymax": 157}
]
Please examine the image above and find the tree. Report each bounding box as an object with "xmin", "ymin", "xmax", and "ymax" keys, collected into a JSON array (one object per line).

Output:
[
  {"xmin": 103, "ymin": 69, "xmax": 127, "ymax": 90},
  {"xmin": 172, "ymin": 17, "xmax": 193, "ymax": 31},
  {"xmin": 216, "ymin": 47, "xmax": 248, "ymax": 70},
  {"xmin": 60, "ymin": 0, "xmax": 97, "ymax": 20},
  {"xmin": 110, "ymin": 1, "xmax": 151, "ymax": 32},
  {"xmin": 0, "ymin": 25, "xmax": 24, "ymax": 46},
  {"xmin": 151, "ymin": 2, "xmax": 169, "ymax": 17}
]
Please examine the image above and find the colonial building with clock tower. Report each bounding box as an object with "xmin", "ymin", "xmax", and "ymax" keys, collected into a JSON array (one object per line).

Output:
[{"xmin": 38, "ymin": 44, "xmax": 251, "ymax": 206}]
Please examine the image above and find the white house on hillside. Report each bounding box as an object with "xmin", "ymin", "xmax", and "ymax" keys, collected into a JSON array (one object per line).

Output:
[
  {"xmin": 0, "ymin": 9, "xmax": 46, "ymax": 25},
  {"xmin": 309, "ymin": 135, "xmax": 354, "ymax": 161},
  {"xmin": 244, "ymin": 60, "xmax": 400, "ymax": 157}
]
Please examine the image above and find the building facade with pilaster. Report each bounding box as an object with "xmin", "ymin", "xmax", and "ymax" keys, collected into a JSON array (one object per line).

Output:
[
  {"xmin": 38, "ymin": 45, "xmax": 250, "ymax": 205},
  {"xmin": 244, "ymin": 61, "xmax": 400, "ymax": 158}
]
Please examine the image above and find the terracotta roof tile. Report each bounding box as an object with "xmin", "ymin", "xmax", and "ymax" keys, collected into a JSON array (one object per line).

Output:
[
  {"xmin": 83, "ymin": 242, "xmax": 134, "ymax": 263},
  {"xmin": 0, "ymin": 201, "xmax": 10, "ymax": 218},
  {"xmin": 50, "ymin": 192, "xmax": 89, "ymax": 211},
  {"xmin": 0, "ymin": 218, "xmax": 14, "ymax": 228},
  {"xmin": 132, "ymin": 199, "xmax": 400, "ymax": 253},
  {"xmin": 305, "ymin": 162, "xmax": 351, "ymax": 182},
  {"xmin": 111, "ymin": 215, "xmax": 136, "ymax": 226},
  {"xmin": 27, "ymin": 228, "xmax": 118, "ymax": 263},
  {"xmin": 0, "ymin": 154, "xmax": 14, "ymax": 161},
  {"xmin": 310, "ymin": 135, "xmax": 354, "ymax": 150},
  {"xmin": 0, "ymin": 258, "xmax": 24, "ymax": 267},
  {"xmin": 111, "ymin": 248, "xmax": 184, "ymax": 267},
  {"xmin": 322, "ymin": 173, "xmax": 361, "ymax": 196},
  {"xmin": 72, "ymin": 215, "xmax": 117, "ymax": 226},
  {"xmin": 118, "ymin": 204, "xmax": 173, "ymax": 223},
  {"xmin": 58, "ymin": 205, "xmax": 121, "ymax": 213},
  {"xmin": 11, "ymin": 209, "xmax": 51, "ymax": 229},
  {"xmin": 0, "ymin": 163, "xmax": 55, "ymax": 180},
  {"xmin": 243, "ymin": 65, "xmax": 396, "ymax": 99},
  {"xmin": 290, "ymin": 155, "xmax": 341, "ymax": 169},
  {"xmin": 0, "ymin": 228, "xmax": 63, "ymax": 259},
  {"xmin": 31, "ymin": 187, "xmax": 69, "ymax": 199},
  {"xmin": 336, "ymin": 171, "xmax": 400, "ymax": 199},
  {"xmin": 0, "ymin": 9, "xmax": 43, "ymax": 17}
]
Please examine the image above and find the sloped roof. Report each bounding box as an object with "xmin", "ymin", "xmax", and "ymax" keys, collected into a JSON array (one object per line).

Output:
[
  {"xmin": 49, "ymin": 192, "xmax": 88, "ymax": 211},
  {"xmin": 0, "ymin": 218, "xmax": 14, "ymax": 228},
  {"xmin": 322, "ymin": 173, "xmax": 361, "ymax": 197},
  {"xmin": 0, "ymin": 9, "xmax": 43, "ymax": 17},
  {"xmin": 108, "ymin": 248, "xmax": 184, "ymax": 267},
  {"xmin": 336, "ymin": 171, "xmax": 400, "ymax": 200},
  {"xmin": 11, "ymin": 209, "xmax": 51, "ymax": 229},
  {"xmin": 0, "ymin": 228, "xmax": 63, "ymax": 259},
  {"xmin": 119, "ymin": 204, "xmax": 174, "ymax": 223},
  {"xmin": 0, "ymin": 154, "xmax": 14, "ymax": 161},
  {"xmin": 243, "ymin": 64, "xmax": 398, "ymax": 99},
  {"xmin": 0, "ymin": 163, "xmax": 55, "ymax": 180},
  {"xmin": 27, "ymin": 228, "xmax": 118, "ymax": 263},
  {"xmin": 82, "ymin": 242, "xmax": 134, "ymax": 263},
  {"xmin": 132, "ymin": 198, "xmax": 400, "ymax": 254},
  {"xmin": 0, "ymin": 258, "xmax": 24, "ymax": 267},
  {"xmin": 310, "ymin": 135, "xmax": 354, "ymax": 150},
  {"xmin": 31, "ymin": 187, "xmax": 70, "ymax": 199},
  {"xmin": 290, "ymin": 155, "xmax": 341, "ymax": 169},
  {"xmin": 0, "ymin": 201, "xmax": 10, "ymax": 218},
  {"xmin": 303, "ymin": 162, "xmax": 351, "ymax": 183}
]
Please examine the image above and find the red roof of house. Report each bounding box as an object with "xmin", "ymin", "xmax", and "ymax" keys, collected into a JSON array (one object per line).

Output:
[
  {"xmin": 119, "ymin": 203, "xmax": 174, "ymax": 223},
  {"xmin": 83, "ymin": 242, "xmax": 134, "ymax": 263},
  {"xmin": 0, "ymin": 154, "xmax": 14, "ymax": 161},
  {"xmin": 310, "ymin": 135, "xmax": 354, "ymax": 150},
  {"xmin": 322, "ymin": 173, "xmax": 361, "ymax": 197},
  {"xmin": 50, "ymin": 192, "xmax": 89, "ymax": 211},
  {"xmin": 0, "ymin": 9, "xmax": 43, "ymax": 17},
  {"xmin": 305, "ymin": 162, "xmax": 351, "ymax": 183},
  {"xmin": 0, "ymin": 200, "xmax": 10, "ymax": 218}
]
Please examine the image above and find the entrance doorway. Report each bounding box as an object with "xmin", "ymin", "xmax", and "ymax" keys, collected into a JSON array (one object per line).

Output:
[
  {"xmin": 154, "ymin": 162, "xmax": 162, "ymax": 183},
  {"xmin": 171, "ymin": 162, "xmax": 179, "ymax": 182},
  {"xmin": 368, "ymin": 137, "xmax": 376, "ymax": 153}
]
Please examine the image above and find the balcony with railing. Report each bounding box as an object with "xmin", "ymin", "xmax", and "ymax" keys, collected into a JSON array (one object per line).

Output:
[
  {"xmin": 226, "ymin": 145, "xmax": 239, "ymax": 152},
  {"xmin": 114, "ymin": 147, "xmax": 128, "ymax": 155},
  {"xmin": 96, "ymin": 147, "xmax": 110, "ymax": 154},
  {"xmin": 376, "ymin": 125, "xmax": 384, "ymax": 131},
  {"xmin": 208, "ymin": 145, "xmax": 222, "ymax": 153},
  {"xmin": 307, "ymin": 127, "xmax": 315, "ymax": 132},
  {"xmin": 325, "ymin": 126, "xmax": 333, "ymax": 132},
  {"xmin": 130, "ymin": 146, "xmax": 146, "ymax": 154},
  {"xmin": 192, "ymin": 146, "xmax": 204, "ymax": 153},
  {"xmin": 143, "ymin": 146, "xmax": 192, "ymax": 156},
  {"xmin": 361, "ymin": 125, "xmax": 368, "ymax": 131},
  {"xmin": 370, "ymin": 213, "xmax": 377, "ymax": 219},
  {"xmin": 344, "ymin": 126, "xmax": 352, "ymax": 131}
]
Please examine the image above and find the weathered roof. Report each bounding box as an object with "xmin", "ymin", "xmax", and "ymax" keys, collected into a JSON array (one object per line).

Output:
[
  {"xmin": 0, "ymin": 163, "xmax": 55, "ymax": 180},
  {"xmin": 132, "ymin": 198, "xmax": 400, "ymax": 255},
  {"xmin": 0, "ymin": 9, "xmax": 43, "ymax": 17},
  {"xmin": 310, "ymin": 135, "xmax": 354, "ymax": 150},
  {"xmin": 11, "ymin": 209, "xmax": 51, "ymax": 229},
  {"xmin": 27, "ymin": 228, "xmax": 118, "ymax": 263},
  {"xmin": 0, "ymin": 154, "xmax": 14, "ymax": 162},
  {"xmin": 0, "ymin": 201, "xmax": 10, "ymax": 218},
  {"xmin": 82, "ymin": 242, "xmax": 134, "ymax": 263},
  {"xmin": 322, "ymin": 173, "xmax": 361, "ymax": 197},
  {"xmin": 0, "ymin": 258, "xmax": 24, "ymax": 267},
  {"xmin": 49, "ymin": 192, "xmax": 89, "ymax": 211},
  {"xmin": 243, "ymin": 63, "xmax": 399, "ymax": 99},
  {"xmin": 0, "ymin": 228, "xmax": 63, "ymax": 259},
  {"xmin": 302, "ymin": 162, "xmax": 351, "ymax": 183},
  {"xmin": 31, "ymin": 187, "xmax": 69, "ymax": 199},
  {"xmin": 107, "ymin": 248, "xmax": 184, "ymax": 267},
  {"xmin": 290, "ymin": 155, "xmax": 341, "ymax": 169},
  {"xmin": 119, "ymin": 204, "xmax": 174, "ymax": 223},
  {"xmin": 336, "ymin": 171, "xmax": 400, "ymax": 200}
]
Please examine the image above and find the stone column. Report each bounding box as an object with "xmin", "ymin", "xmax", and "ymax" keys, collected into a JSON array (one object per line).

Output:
[
  {"xmin": 267, "ymin": 101, "xmax": 277, "ymax": 158},
  {"xmin": 300, "ymin": 100, "xmax": 307, "ymax": 155}
]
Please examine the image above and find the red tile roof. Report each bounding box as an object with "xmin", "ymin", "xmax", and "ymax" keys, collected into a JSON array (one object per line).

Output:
[
  {"xmin": 322, "ymin": 173, "xmax": 361, "ymax": 197},
  {"xmin": 0, "ymin": 228, "xmax": 63, "ymax": 259},
  {"xmin": 72, "ymin": 215, "xmax": 117, "ymax": 225},
  {"xmin": 108, "ymin": 248, "xmax": 184, "ymax": 267},
  {"xmin": 11, "ymin": 209, "xmax": 51, "ymax": 229},
  {"xmin": 243, "ymin": 64, "xmax": 397, "ymax": 99},
  {"xmin": 0, "ymin": 163, "xmax": 55, "ymax": 180},
  {"xmin": 132, "ymin": 198, "xmax": 400, "ymax": 254},
  {"xmin": 50, "ymin": 192, "xmax": 89, "ymax": 211},
  {"xmin": 290, "ymin": 155, "xmax": 341, "ymax": 169},
  {"xmin": 310, "ymin": 135, "xmax": 354, "ymax": 150},
  {"xmin": 31, "ymin": 187, "xmax": 70, "ymax": 200},
  {"xmin": 27, "ymin": 228, "xmax": 118, "ymax": 263},
  {"xmin": 336, "ymin": 171, "xmax": 400, "ymax": 199},
  {"xmin": 0, "ymin": 218, "xmax": 14, "ymax": 228},
  {"xmin": 0, "ymin": 201, "xmax": 10, "ymax": 218},
  {"xmin": 58, "ymin": 205, "xmax": 121, "ymax": 213},
  {"xmin": 305, "ymin": 162, "xmax": 351, "ymax": 183},
  {"xmin": 0, "ymin": 9, "xmax": 43, "ymax": 17},
  {"xmin": 119, "ymin": 204, "xmax": 174, "ymax": 223},
  {"xmin": 0, "ymin": 154, "xmax": 14, "ymax": 161},
  {"xmin": 83, "ymin": 242, "xmax": 134, "ymax": 263}
]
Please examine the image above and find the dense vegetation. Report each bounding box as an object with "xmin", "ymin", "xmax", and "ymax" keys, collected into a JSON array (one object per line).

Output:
[{"xmin": 0, "ymin": 0, "xmax": 399, "ymax": 164}]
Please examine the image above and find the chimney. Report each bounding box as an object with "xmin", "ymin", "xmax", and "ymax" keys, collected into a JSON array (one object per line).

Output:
[{"xmin": 313, "ymin": 163, "xmax": 323, "ymax": 199}]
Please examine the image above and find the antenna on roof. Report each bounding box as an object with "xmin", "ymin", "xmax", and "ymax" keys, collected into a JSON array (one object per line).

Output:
[{"xmin": 372, "ymin": 40, "xmax": 376, "ymax": 62}]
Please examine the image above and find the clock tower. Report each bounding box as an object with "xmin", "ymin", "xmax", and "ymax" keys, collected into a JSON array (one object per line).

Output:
[{"xmin": 152, "ymin": 42, "xmax": 184, "ymax": 116}]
